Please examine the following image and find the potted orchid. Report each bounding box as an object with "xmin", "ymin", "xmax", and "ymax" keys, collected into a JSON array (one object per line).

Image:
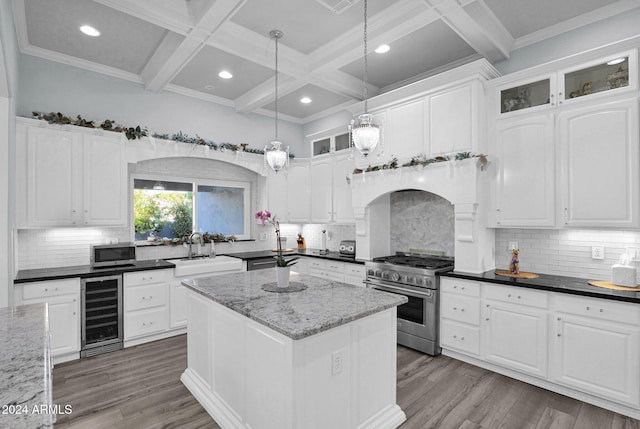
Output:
[{"xmin": 255, "ymin": 210, "xmax": 298, "ymax": 287}]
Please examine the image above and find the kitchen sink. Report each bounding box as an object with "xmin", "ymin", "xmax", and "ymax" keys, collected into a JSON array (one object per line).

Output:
[{"xmin": 170, "ymin": 255, "xmax": 243, "ymax": 277}]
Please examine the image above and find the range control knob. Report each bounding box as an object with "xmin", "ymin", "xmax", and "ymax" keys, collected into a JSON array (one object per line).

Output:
[
  {"xmin": 416, "ymin": 278, "xmax": 423, "ymax": 285},
  {"xmin": 382, "ymin": 271, "xmax": 390, "ymax": 280},
  {"xmin": 424, "ymin": 278, "xmax": 433, "ymax": 287},
  {"xmin": 375, "ymin": 270, "xmax": 382, "ymax": 277},
  {"xmin": 407, "ymin": 276, "xmax": 415, "ymax": 284},
  {"xmin": 367, "ymin": 269, "xmax": 375, "ymax": 276},
  {"xmin": 391, "ymin": 272, "xmax": 401, "ymax": 282}
]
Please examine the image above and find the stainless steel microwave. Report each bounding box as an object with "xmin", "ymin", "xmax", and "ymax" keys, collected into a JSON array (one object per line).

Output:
[{"xmin": 91, "ymin": 243, "xmax": 136, "ymax": 268}]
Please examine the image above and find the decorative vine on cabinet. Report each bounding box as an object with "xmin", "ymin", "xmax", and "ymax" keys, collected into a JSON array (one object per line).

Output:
[{"xmin": 16, "ymin": 119, "xmax": 128, "ymax": 228}]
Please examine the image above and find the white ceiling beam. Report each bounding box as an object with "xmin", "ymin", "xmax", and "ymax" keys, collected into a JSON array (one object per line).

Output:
[
  {"xmin": 141, "ymin": 0, "xmax": 247, "ymax": 91},
  {"xmin": 233, "ymin": 75, "xmax": 306, "ymax": 114},
  {"xmin": 92, "ymin": 0, "xmax": 193, "ymax": 35},
  {"xmin": 423, "ymin": 0, "xmax": 512, "ymax": 62}
]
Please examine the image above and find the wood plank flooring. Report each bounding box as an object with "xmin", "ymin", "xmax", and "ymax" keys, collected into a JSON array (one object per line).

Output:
[{"xmin": 53, "ymin": 335, "xmax": 640, "ymax": 429}]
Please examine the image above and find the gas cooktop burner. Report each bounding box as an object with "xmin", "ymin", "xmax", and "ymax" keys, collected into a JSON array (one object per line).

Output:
[{"xmin": 373, "ymin": 253, "xmax": 454, "ymax": 270}]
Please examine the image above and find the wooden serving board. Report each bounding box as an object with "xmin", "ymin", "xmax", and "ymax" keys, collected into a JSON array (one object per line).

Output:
[
  {"xmin": 588, "ymin": 280, "xmax": 640, "ymax": 291},
  {"xmin": 271, "ymin": 248, "xmax": 295, "ymax": 252},
  {"xmin": 495, "ymin": 270, "xmax": 540, "ymax": 279}
]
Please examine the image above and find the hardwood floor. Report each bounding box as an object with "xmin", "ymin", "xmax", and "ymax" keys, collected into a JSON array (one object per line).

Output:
[{"xmin": 54, "ymin": 335, "xmax": 639, "ymax": 429}]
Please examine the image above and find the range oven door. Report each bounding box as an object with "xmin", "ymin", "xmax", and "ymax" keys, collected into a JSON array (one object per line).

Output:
[{"xmin": 365, "ymin": 278, "xmax": 439, "ymax": 355}]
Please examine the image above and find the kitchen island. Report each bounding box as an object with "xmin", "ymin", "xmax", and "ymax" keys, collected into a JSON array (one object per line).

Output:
[
  {"xmin": 0, "ymin": 303, "xmax": 53, "ymax": 429},
  {"xmin": 181, "ymin": 270, "xmax": 407, "ymax": 429}
]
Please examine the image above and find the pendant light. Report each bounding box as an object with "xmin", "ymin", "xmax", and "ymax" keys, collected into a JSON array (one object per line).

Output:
[
  {"xmin": 349, "ymin": 0, "xmax": 380, "ymax": 157},
  {"xmin": 264, "ymin": 30, "xmax": 289, "ymax": 173}
]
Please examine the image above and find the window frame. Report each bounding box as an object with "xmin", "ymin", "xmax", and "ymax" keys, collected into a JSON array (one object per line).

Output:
[{"xmin": 131, "ymin": 173, "xmax": 252, "ymax": 243}]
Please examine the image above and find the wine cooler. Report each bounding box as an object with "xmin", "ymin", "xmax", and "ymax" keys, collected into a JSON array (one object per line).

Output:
[{"xmin": 81, "ymin": 275, "xmax": 123, "ymax": 358}]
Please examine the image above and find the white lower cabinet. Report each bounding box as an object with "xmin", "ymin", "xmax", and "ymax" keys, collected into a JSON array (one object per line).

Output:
[
  {"xmin": 343, "ymin": 264, "xmax": 366, "ymax": 287},
  {"xmin": 123, "ymin": 270, "xmax": 171, "ymax": 345},
  {"xmin": 15, "ymin": 278, "xmax": 81, "ymax": 363},
  {"xmin": 295, "ymin": 257, "xmax": 365, "ymax": 286},
  {"xmin": 552, "ymin": 295, "xmax": 640, "ymax": 407},
  {"xmin": 440, "ymin": 278, "xmax": 640, "ymax": 418}
]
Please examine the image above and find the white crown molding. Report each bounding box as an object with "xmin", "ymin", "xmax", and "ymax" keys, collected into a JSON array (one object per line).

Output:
[
  {"xmin": 512, "ymin": 0, "xmax": 640, "ymax": 50},
  {"xmin": 20, "ymin": 44, "xmax": 143, "ymax": 84}
]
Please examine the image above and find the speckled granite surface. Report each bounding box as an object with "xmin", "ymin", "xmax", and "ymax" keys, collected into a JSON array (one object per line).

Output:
[
  {"xmin": 182, "ymin": 270, "xmax": 407, "ymax": 340},
  {"xmin": 0, "ymin": 303, "xmax": 53, "ymax": 429}
]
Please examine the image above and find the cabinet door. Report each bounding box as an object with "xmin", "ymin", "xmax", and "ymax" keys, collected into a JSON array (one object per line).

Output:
[
  {"xmin": 170, "ymin": 281, "xmax": 188, "ymax": 329},
  {"xmin": 48, "ymin": 294, "xmax": 81, "ymax": 358},
  {"xmin": 26, "ymin": 127, "xmax": 82, "ymax": 227},
  {"xmin": 495, "ymin": 114, "xmax": 556, "ymax": 227},
  {"xmin": 83, "ymin": 134, "xmax": 127, "ymax": 226},
  {"xmin": 332, "ymin": 154, "xmax": 355, "ymax": 223},
  {"xmin": 484, "ymin": 301, "xmax": 548, "ymax": 378},
  {"xmin": 267, "ymin": 170, "xmax": 288, "ymax": 222},
  {"xmin": 560, "ymin": 97, "xmax": 639, "ymax": 227},
  {"xmin": 427, "ymin": 83, "xmax": 475, "ymax": 155},
  {"xmin": 310, "ymin": 159, "xmax": 333, "ymax": 223},
  {"xmin": 287, "ymin": 161, "xmax": 310, "ymax": 222},
  {"xmin": 384, "ymin": 100, "xmax": 424, "ymax": 162},
  {"xmin": 552, "ymin": 315, "xmax": 640, "ymax": 407}
]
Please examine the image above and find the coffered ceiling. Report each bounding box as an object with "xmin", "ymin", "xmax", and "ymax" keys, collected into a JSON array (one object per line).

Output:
[{"xmin": 10, "ymin": 0, "xmax": 636, "ymax": 123}]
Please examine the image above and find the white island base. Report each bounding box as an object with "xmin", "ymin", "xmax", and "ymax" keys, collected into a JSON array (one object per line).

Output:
[{"xmin": 181, "ymin": 289, "xmax": 406, "ymax": 429}]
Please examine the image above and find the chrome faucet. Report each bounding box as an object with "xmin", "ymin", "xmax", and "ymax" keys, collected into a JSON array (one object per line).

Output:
[{"xmin": 188, "ymin": 232, "xmax": 202, "ymax": 259}]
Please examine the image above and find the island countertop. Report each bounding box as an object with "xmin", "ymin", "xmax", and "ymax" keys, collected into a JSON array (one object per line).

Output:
[
  {"xmin": 0, "ymin": 303, "xmax": 53, "ymax": 429},
  {"xmin": 182, "ymin": 270, "xmax": 407, "ymax": 340}
]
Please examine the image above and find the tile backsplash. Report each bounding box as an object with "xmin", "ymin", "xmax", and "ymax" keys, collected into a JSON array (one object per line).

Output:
[
  {"xmin": 496, "ymin": 228, "xmax": 640, "ymax": 283},
  {"xmin": 390, "ymin": 190, "xmax": 455, "ymax": 256}
]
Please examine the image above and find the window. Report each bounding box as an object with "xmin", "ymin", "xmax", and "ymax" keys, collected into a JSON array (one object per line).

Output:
[{"xmin": 133, "ymin": 177, "xmax": 251, "ymax": 242}]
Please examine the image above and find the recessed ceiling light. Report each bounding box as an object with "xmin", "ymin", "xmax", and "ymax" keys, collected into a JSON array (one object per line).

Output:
[
  {"xmin": 300, "ymin": 97, "xmax": 312, "ymax": 104},
  {"xmin": 218, "ymin": 71, "xmax": 233, "ymax": 79},
  {"xmin": 375, "ymin": 44, "xmax": 390, "ymax": 54},
  {"xmin": 79, "ymin": 25, "xmax": 100, "ymax": 37},
  {"xmin": 204, "ymin": 84, "xmax": 215, "ymax": 91},
  {"xmin": 607, "ymin": 58, "xmax": 626, "ymax": 66}
]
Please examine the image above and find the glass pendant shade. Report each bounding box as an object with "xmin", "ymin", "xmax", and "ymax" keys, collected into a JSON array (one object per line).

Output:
[
  {"xmin": 265, "ymin": 140, "xmax": 288, "ymax": 172},
  {"xmin": 351, "ymin": 113, "xmax": 380, "ymax": 157}
]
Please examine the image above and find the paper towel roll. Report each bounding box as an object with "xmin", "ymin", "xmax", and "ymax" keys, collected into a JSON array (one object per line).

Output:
[{"xmin": 612, "ymin": 264, "xmax": 637, "ymax": 287}]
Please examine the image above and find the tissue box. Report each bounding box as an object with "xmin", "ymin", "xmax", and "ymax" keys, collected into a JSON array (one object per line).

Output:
[{"xmin": 612, "ymin": 264, "xmax": 637, "ymax": 287}]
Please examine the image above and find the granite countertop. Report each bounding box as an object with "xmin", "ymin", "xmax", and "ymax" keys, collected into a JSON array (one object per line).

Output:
[
  {"xmin": 14, "ymin": 259, "xmax": 176, "ymax": 284},
  {"xmin": 224, "ymin": 248, "xmax": 364, "ymax": 265},
  {"xmin": 443, "ymin": 270, "xmax": 640, "ymax": 304},
  {"xmin": 0, "ymin": 303, "xmax": 53, "ymax": 429},
  {"xmin": 182, "ymin": 270, "xmax": 407, "ymax": 340}
]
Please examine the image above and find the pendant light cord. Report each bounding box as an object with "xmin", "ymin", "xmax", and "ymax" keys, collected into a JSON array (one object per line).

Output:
[
  {"xmin": 274, "ymin": 33, "xmax": 279, "ymax": 142},
  {"xmin": 363, "ymin": 0, "xmax": 369, "ymax": 114}
]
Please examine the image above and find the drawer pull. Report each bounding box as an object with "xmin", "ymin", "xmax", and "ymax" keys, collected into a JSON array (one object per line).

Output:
[
  {"xmin": 485, "ymin": 318, "xmax": 490, "ymax": 321},
  {"xmin": 557, "ymin": 317, "xmax": 561, "ymax": 321},
  {"xmin": 586, "ymin": 306, "xmax": 590, "ymax": 310},
  {"xmin": 460, "ymin": 308, "xmax": 465, "ymax": 312},
  {"xmin": 453, "ymin": 286, "xmax": 457, "ymax": 289},
  {"xmin": 557, "ymin": 333, "xmax": 561, "ymax": 337},
  {"xmin": 453, "ymin": 307, "xmax": 457, "ymax": 310},
  {"xmin": 461, "ymin": 287, "xmax": 465, "ymax": 291},
  {"xmin": 517, "ymin": 296, "xmax": 521, "ymax": 299},
  {"xmin": 507, "ymin": 294, "xmax": 511, "ymax": 298},
  {"xmin": 600, "ymin": 309, "xmax": 603, "ymax": 313}
]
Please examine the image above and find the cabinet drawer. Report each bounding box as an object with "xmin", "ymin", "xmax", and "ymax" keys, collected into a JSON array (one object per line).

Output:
[
  {"xmin": 485, "ymin": 283, "xmax": 548, "ymax": 309},
  {"xmin": 440, "ymin": 278, "xmax": 480, "ymax": 297},
  {"xmin": 556, "ymin": 294, "xmax": 640, "ymax": 325},
  {"xmin": 441, "ymin": 292, "xmax": 480, "ymax": 325},
  {"xmin": 124, "ymin": 270, "xmax": 167, "ymax": 287},
  {"xmin": 125, "ymin": 307, "xmax": 168, "ymax": 339},
  {"xmin": 325, "ymin": 261, "xmax": 345, "ymax": 274},
  {"xmin": 22, "ymin": 278, "xmax": 80, "ymax": 300},
  {"xmin": 309, "ymin": 259, "xmax": 326, "ymax": 270},
  {"xmin": 126, "ymin": 284, "xmax": 167, "ymax": 311},
  {"xmin": 440, "ymin": 319, "xmax": 480, "ymax": 355},
  {"xmin": 345, "ymin": 264, "xmax": 365, "ymax": 277}
]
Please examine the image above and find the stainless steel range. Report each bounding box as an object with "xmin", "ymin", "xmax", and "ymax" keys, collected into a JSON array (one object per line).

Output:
[{"xmin": 364, "ymin": 253, "xmax": 454, "ymax": 355}]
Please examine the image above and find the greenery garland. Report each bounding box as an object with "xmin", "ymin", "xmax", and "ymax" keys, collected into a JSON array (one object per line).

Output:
[
  {"xmin": 353, "ymin": 152, "xmax": 487, "ymax": 174},
  {"xmin": 30, "ymin": 111, "xmax": 295, "ymax": 157}
]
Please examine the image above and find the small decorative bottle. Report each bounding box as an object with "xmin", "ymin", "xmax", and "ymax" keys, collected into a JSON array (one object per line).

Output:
[{"xmin": 509, "ymin": 249, "xmax": 520, "ymax": 275}]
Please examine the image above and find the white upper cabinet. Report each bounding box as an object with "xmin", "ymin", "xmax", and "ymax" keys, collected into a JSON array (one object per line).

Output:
[
  {"xmin": 83, "ymin": 133, "xmax": 127, "ymax": 226},
  {"xmin": 310, "ymin": 158, "xmax": 333, "ymax": 223},
  {"xmin": 427, "ymin": 82, "xmax": 478, "ymax": 156},
  {"xmin": 267, "ymin": 170, "xmax": 288, "ymax": 222},
  {"xmin": 559, "ymin": 97, "xmax": 639, "ymax": 228},
  {"xmin": 332, "ymin": 154, "xmax": 355, "ymax": 223},
  {"xmin": 494, "ymin": 113, "xmax": 556, "ymax": 227},
  {"xmin": 17, "ymin": 121, "xmax": 128, "ymax": 228},
  {"xmin": 384, "ymin": 100, "xmax": 424, "ymax": 162},
  {"xmin": 286, "ymin": 160, "xmax": 310, "ymax": 223}
]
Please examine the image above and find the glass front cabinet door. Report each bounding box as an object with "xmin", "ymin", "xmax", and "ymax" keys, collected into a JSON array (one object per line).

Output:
[
  {"xmin": 500, "ymin": 77, "xmax": 554, "ymax": 114},
  {"xmin": 559, "ymin": 50, "xmax": 637, "ymax": 103}
]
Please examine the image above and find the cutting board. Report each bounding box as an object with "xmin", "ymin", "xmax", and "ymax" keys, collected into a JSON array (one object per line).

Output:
[
  {"xmin": 495, "ymin": 270, "xmax": 540, "ymax": 279},
  {"xmin": 272, "ymin": 248, "xmax": 295, "ymax": 252},
  {"xmin": 588, "ymin": 280, "xmax": 640, "ymax": 291}
]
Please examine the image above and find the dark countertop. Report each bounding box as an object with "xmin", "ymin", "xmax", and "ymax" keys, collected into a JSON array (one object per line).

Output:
[
  {"xmin": 0, "ymin": 303, "xmax": 54, "ymax": 429},
  {"xmin": 442, "ymin": 270, "xmax": 640, "ymax": 304},
  {"xmin": 14, "ymin": 259, "xmax": 176, "ymax": 284},
  {"xmin": 224, "ymin": 248, "xmax": 365, "ymax": 265}
]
